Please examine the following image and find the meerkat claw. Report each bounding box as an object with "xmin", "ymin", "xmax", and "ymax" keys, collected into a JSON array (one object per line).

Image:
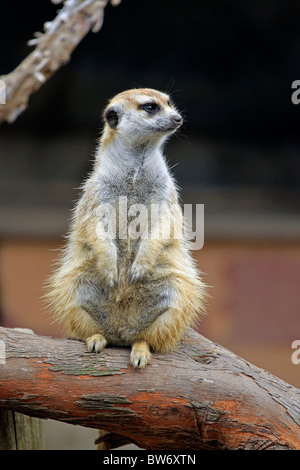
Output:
[
  {"xmin": 102, "ymin": 265, "xmax": 118, "ymax": 289},
  {"xmin": 86, "ymin": 334, "xmax": 107, "ymax": 353},
  {"xmin": 129, "ymin": 262, "xmax": 146, "ymax": 284},
  {"xmin": 130, "ymin": 341, "xmax": 151, "ymax": 369}
]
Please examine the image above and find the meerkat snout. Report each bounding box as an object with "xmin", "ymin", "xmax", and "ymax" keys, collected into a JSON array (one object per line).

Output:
[{"xmin": 170, "ymin": 112, "xmax": 183, "ymax": 128}]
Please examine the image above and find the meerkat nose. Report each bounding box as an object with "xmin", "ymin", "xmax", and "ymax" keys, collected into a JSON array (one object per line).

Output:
[{"xmin": 171, "ymin": 113, "xmax": 183, "ymax": 126}]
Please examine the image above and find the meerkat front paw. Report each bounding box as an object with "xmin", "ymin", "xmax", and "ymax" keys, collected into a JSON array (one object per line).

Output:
[
  {"xmin": 129, "ymin": 261, "xmax": 147, "ymax": 284},
  {"xmin": 102, "ymin": 265, "xmax": 118, "ymax": 288},
  {"xmin": 130, "ymin": 341, "xmax": 151, "ymax": 369},
  {"xmin": 86, "ymin": 333, "xmax": 107, "ymax": 353}
]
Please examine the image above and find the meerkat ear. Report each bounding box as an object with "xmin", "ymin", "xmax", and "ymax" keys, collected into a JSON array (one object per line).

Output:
[{"xmin": 104, "ymin": 106, "xmax": 119, "ymax": 129}]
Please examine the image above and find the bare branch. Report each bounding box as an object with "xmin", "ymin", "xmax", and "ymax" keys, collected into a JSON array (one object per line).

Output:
[{"xmin": 0, "ymin": 0, "xmax": 121, "ymax": 124}]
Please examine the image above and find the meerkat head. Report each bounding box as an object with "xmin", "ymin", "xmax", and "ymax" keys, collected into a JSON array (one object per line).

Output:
[{"xmin": 102, "ymin": 88, "xmax": 183, "ymax": 148}]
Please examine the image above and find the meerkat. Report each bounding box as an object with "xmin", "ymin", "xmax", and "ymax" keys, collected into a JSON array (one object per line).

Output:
[{"xmin": 46, "ymin": 88, "xmax": 206, "ymax": 369}]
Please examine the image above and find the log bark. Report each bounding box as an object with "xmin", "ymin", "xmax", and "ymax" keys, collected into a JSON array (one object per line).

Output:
[
  {"xmin": 0, "ymin": 0, "xmax": 121, "ymax": 124},
  {"xmin": 0, "ymin": 326, "xmax": 299, "ymax": 450}
]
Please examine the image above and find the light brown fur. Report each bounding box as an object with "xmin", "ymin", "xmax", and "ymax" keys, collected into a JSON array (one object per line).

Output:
[{"xmin": 46, "ymin": 88, "xmax": 206, "ymax": 369}]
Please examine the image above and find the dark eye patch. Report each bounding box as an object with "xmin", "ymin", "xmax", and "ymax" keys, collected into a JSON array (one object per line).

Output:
[{"xmin": 139, "ymin": 102, "xmax": 160, "ymax": 114}]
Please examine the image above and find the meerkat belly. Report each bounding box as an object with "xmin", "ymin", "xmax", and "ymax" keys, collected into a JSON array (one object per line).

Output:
[
  {"xmin": 77, "ymin": 260, "xmax": 174, "ymax": 346},
  {"xmin": 98, "ymin": 283, "xmax": 174, "ymax": 346},
  {"xmin": 115, "ymin": 238, "xmax": 138, "ymax": 281}
]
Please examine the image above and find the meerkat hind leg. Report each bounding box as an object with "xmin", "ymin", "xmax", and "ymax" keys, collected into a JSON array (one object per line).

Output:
[
  {"xmin": 86, "ymin": 333, "xmax": 107, "ymax": 353},
  {"xmin": 130, "ymin": 341, "xmax": 151, "ymax": 369}
]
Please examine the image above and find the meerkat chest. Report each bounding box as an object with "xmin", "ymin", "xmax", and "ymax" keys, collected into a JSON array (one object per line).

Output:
[{"xmin": 99, "ymin": 168, "xmax": 168, "ymax": 206}]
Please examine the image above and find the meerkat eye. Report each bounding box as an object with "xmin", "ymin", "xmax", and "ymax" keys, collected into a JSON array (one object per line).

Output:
[{"xmin": 139, "ymin": 102, "xmax": 160, "ymax": 114}]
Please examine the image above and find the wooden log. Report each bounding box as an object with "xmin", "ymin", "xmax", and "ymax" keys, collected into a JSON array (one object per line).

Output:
[
  {"xmin": 0, "ymin": 326, "xmax": 299, "ymax": 450},
  {"xmin": 0, "ymin": 328, "xmax": 45, "ymax": 450}
]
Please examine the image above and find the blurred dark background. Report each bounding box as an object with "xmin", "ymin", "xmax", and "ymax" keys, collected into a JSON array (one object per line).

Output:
[{"xmin": 0, "ymin": 1, "xmax": 299, "ymax": 444}]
